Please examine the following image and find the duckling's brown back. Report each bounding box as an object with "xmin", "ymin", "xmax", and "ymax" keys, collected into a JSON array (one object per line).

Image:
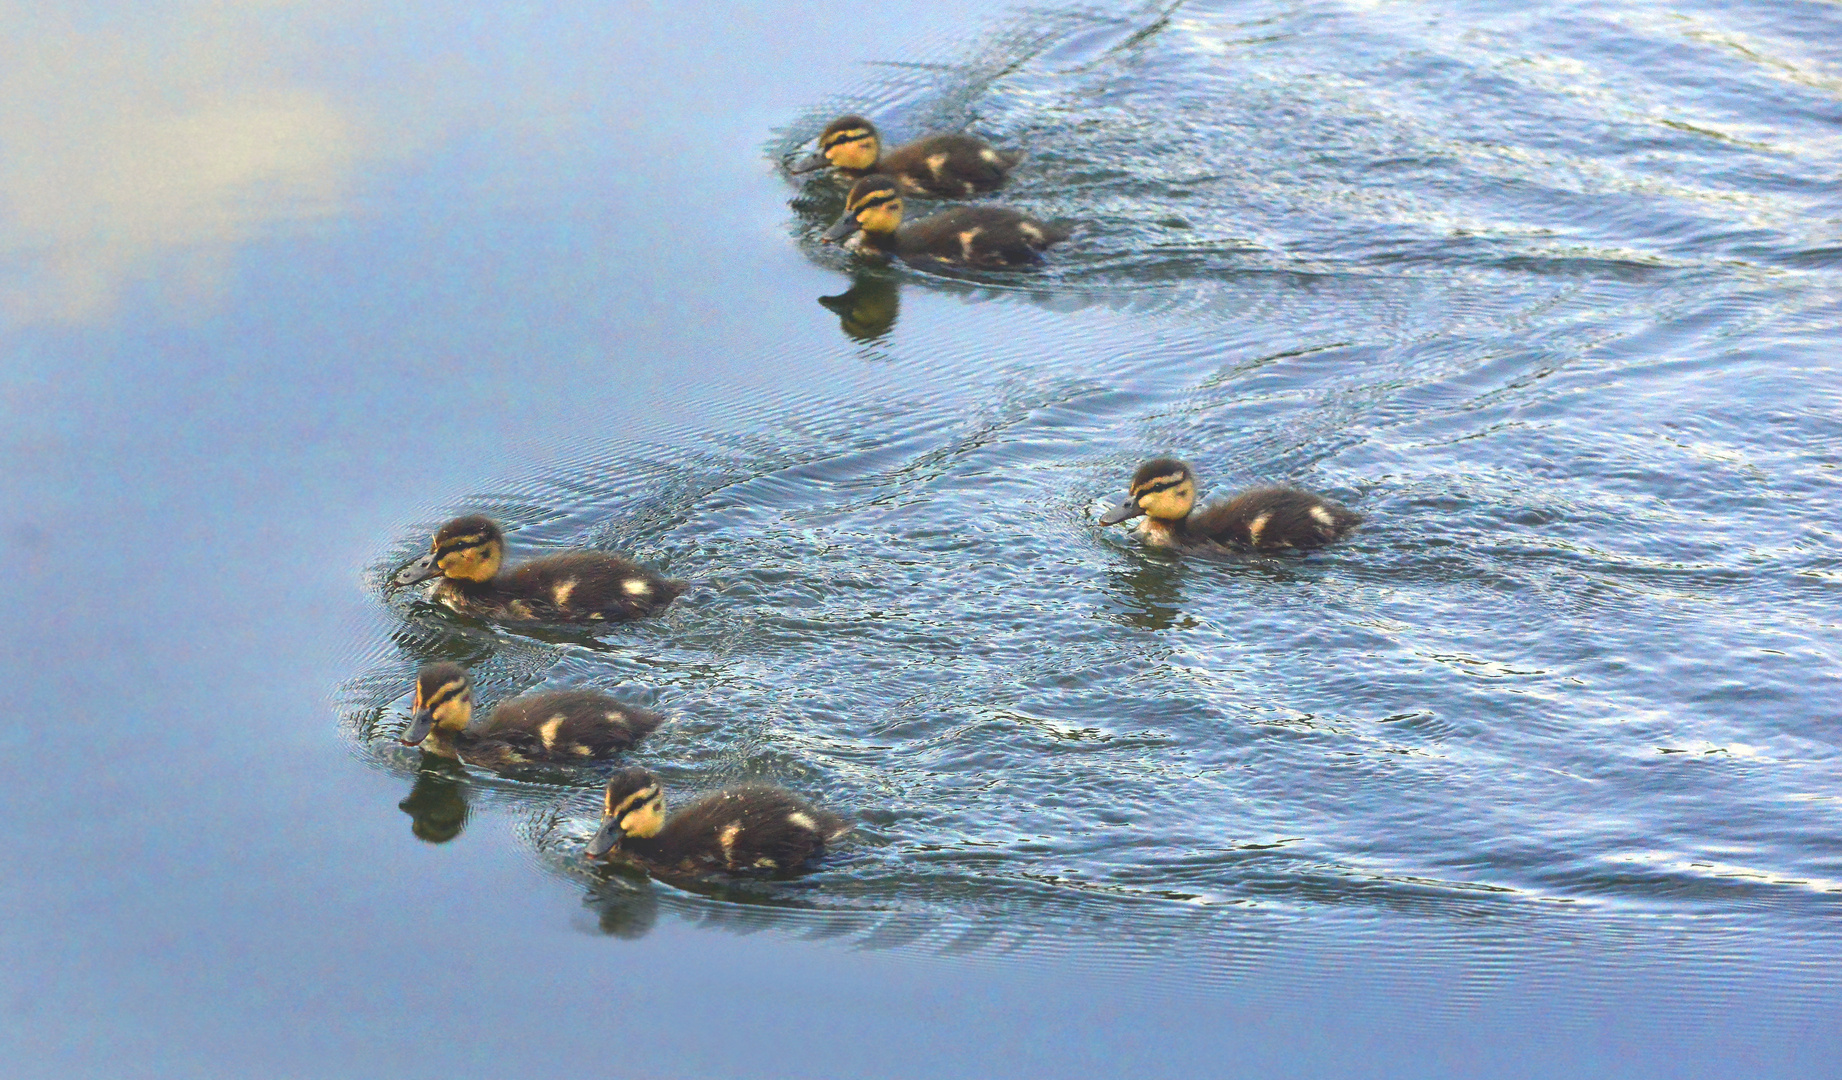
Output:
[
  {"xmin": 881, "ymin": 133, "xmax": 1021, "ymax": 197},
  {"xmin": 499, "ymin": 551, "xmax": 684, "ymax": 621},
  {"xmin": 900, "ymin": 205, "xmax": 1066, "ymax": 268},
  {"xmin": 485, "ymin": 689, "xmax": 664, "ymax": 759},
  {"xmin": 1195, "ymin": 487, "xmax": 1363, "ymax": 551},
  {"xmin": 653, "ymin": 785, "xmax": 848, "ymax": 872}
]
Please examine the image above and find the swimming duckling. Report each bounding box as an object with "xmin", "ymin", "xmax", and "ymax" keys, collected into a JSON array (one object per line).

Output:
[
  {"xmin": 822, "ymin": 174, "xmax": 1069, "ymax": 269},
  {"xmin": 1098, "ymin": 457, "xmax": 1362, "ymax": 552},
  {"xmin": 585, "ymin": 767, "xmax": 849, "ymax": 876},
  {"xmin": 791, "ymin": 114, "xmax": 1022, "ymax": 197},
  {"xmin": 392, "ymin": 515, "xmax": 684, "ymax": 623},
  {"xmin": 402, "ymin": 662, "xmax": 663, "ymax": 771}
]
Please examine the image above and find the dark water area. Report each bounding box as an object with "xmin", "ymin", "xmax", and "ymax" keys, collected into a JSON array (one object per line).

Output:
[{"xmin": 4, "ymin": 1, "xmax": 1840, "ymax": 1076}]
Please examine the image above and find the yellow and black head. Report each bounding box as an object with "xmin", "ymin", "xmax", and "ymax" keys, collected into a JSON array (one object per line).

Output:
[
  {"xmin": 1099, "ymin": 457, "xmax": 1198, "ymax": 525},
  {"xmin": 791, "ymin": 114, "xmax": 882, "ymax": 174},
  {"xmin": 392, "ymin": 514, "xmax": 505, "ymax": 587},
  {"xmin": 822, "ymin": 175, "xmax": 905, "ymax": 244},
  {"xmin": 403, "ymin": 662, "xmax": 475, "ymax": 746},
  {"xmin": 586, "ymin": 767, "xmax": 667, "ymax": 858}
]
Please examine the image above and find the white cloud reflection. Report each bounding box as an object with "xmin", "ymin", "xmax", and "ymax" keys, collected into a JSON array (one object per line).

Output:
[{"xmin": 0, "ymin": 3, "xmax": 373, "ymax": 323}]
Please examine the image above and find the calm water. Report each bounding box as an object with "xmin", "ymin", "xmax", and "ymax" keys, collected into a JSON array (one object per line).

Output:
[{"xmin": 4, "ymin": 0, "xmax": 1839, "ymax": 1076}]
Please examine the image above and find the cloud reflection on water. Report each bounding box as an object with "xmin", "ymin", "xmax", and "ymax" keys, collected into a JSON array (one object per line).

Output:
[{"xmin": 0, "ymin": 2, "xmax": 390, "ymax": 324}]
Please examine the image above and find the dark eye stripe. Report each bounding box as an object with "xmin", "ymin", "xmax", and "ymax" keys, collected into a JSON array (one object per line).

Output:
[
  {"xmin": 435, "ymin": 535, "xmax": 491, "ymax": 557},
  {"xmin": 823, "ymin": 130, "xmax": 873, "ymax": 148},
  {"xmin": 425, "ymin": 681, "xmax": 468, "ymax": 709},
  {"xmin": 1133, "ymin": 477, "xmax": 1190, "ymax": 497},
  {"xmin": 610, "ymin": 786, "xmax": 659, "ymax": 816},
  {"xmin": 852, "ymin": 192, "xmax": 899, "ymax": 212}
]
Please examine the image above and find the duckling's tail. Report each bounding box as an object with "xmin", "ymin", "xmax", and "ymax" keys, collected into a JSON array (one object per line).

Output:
[
  {"xmin": 999, "ymin": 148, "xmax": 1026, "ymax": 168},
  {"xmin": 1040, "ymin": 218, "xmax": 1078, "ymax": 246}
]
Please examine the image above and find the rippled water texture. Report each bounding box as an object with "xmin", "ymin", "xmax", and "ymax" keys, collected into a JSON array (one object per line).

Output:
[{"xmin": 342, "ymin": 0, "xmax": 1840, "ymax": 951}]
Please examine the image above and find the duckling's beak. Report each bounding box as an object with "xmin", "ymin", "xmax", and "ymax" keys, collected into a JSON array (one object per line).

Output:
[
  {"xmin": 790, "ymin": 150, "xmax": 830, "ymax": 174},
  {"xmin": 585, "ymin": 816, "xmax": 623, "ymax": 859},
  {"xmin": 401, "ymin": 708, "xmax": 436, "ymax": 746},
  {"xmin": 821, "ymin": 213, "xmax": 861, "ymax": 244},
  {"xmin": 1098, "ymin": 496, "xmax": 1142, "ymax": 526},
  {"xmin": 392, "ymin": 553, "xmax": 440, "ymax": 587}
]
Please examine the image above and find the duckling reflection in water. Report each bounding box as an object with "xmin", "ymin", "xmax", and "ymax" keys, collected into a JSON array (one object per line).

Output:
[
  {"xmin": 791, "ymin": 114, "xmax": 1022, "ymax": 198},
  {"xmin": 392, "ymin": 515, "xmax": 684, "ymax": 624},
  {"xmin": 585, "ymin": 767, "xmax": 849, "ymax": 877},
  {"xmin": 402, "ymin": 663, "xmax": 662, "ymax": 771},
  {"xmin": 398, "ymin": 758, "xmax": 471, "ymax": 844},
  {"xmin": 822, "ymin": 175, "xmax": 1070, "ymax": 269},
  {"xmin": 1099, "ymin": 457, "xmax": 1362, "ymax": 553},
  {"xmin": 818, "ymin": 272, "xmax": 899, "ymax": 341}
]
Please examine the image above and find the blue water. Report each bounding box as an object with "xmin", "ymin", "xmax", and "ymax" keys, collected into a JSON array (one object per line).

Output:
[{"xmin": 3, "ymin": 1, "xmax": 1839, "ymax": 1076}]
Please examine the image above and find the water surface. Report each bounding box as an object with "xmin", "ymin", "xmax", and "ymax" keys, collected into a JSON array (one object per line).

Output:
[{"xmin": 4, "ymin": 0, "xmax": 1839, "ymax": 1076}]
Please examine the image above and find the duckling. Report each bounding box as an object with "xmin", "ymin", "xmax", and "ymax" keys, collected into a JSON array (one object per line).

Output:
[
  {"xmin": 392, "ymin": 515, "xmax": 684, "ymax": 623},
  {"xmin": 585, "ymin": 767, "xmax": 849, "ymax": 876},
  {"xmin": 1098, "ymin": 457, "xmax": 1363, "ymax": 552},
  {"xmin": 791, "ymin": 114, "xmax": 1022, "ymax": 197},
  {"xmin": 822, "ymin": 174, "xmax": 1069, "ymax": 269},
  {"xmin": 402, "ymin": 662, "xmax": 663, "ymax": 771}
]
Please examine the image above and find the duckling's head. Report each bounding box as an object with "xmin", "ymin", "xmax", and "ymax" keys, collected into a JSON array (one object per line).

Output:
[
  {"xmin": 392, "ymin": 515, "xmax": 505, "ymax": 586},
  {"xmin": 402, "ymin": 662, "xmax": 475, "ymax": 746},
  {"xmin": 586, "ymin": 767, "xmax": 667, "ymax": 858},
  {"xmin": 792, "ymin": 114, "xmax": 882, "ymax": 174},
  {"xmin": 1099, "ymin": 458, "xmax": 1197, "ymax": 525},
  {"xmin": 821, "ymin": 175, "xmax": 905, "ymax": 243}
]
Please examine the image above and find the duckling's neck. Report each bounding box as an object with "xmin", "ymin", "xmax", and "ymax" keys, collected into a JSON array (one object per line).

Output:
[
  {"xmin": 434, "ymin": 576, "xmax": 498, "ymax": 599},
  {"xmin": 845, "ymin": 229, "xmax": 899, "ymax": 258},
  {"xmin": 1136, "ymin": 517, "xmax": 1184, "ymax": 547},
  {"xmin": 421, "ymin": 727, "xmax": 466, "ymax": 759}
]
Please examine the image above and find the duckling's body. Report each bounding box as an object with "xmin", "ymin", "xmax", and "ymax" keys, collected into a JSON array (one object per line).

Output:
[
  {"xmin": 402, "ymin": 663, "xmax": 662, "ymax": 771},
  {"xmin": 587, "ymin": 767, "xmax": 848, "ymax": 876},
  {"xmin": 1099, "ymin": 458, "xmax": 1362, "ymax": 553},
  {"xmin": 793, "ymin": 115, "xmax": 1021, "ymax": 198},
  {"xmin": 823, "ymin": 175, "xmax": 1069, "ymax": 269},
  {"xmin": 393, "ymin": 515, "xmax": 683, "ymax": 623}
]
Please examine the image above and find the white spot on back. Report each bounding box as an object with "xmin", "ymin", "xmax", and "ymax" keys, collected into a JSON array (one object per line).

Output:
[
  {"xmin": 1310, "ymin": 505, "xmax": 1336, "ymax": 526},
  {"xmin": 754, "ymin": 857, "xmax": 778, "ymax": 869},
  {"xmin": 539, "ymin": 716, "xmax": 565, "ymax": 748},
  {"xmin": 1019, "ymin": 222, "xmax": 1044, "ymax": 244},
  {"xmin": 958, "ymin": 227, "xmax": 983, "ymax": 260},
  {"xmin": 552, "ymin": 578, "xmax": 577, "ymax": 606},
  {"xmin": 926, "ymin": 151, "xmax": 949, "ymax": 178},
  {"xmin": 718, "ymin": 822, "xmax": 742, "ymax": 858},
  {"xmin": 787, "ymin": 811, "xmax": 816, "ymax": 831},
  {"xmin": 622, "ymin": 578, "xmax": 651, "ymax": 597},
  {"xmin": 1248, "ymin": 512, "xmax": 1272, "ymax": 545},
  {"xmin": 979, "ymin": 147, "xmax": 1002, "ymax": 164}
]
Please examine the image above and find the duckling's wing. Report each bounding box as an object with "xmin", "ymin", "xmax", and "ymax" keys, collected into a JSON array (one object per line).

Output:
[{"xmin": 451, "ymin": 734, "xmax": 540, "ymax": 771}]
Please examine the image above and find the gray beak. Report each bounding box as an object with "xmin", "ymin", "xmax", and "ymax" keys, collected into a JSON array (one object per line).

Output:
[
  {"xmin": 821, "ymin": 212, "xmax": 860, "ymax": 244},
  {"xmin": 392, "ymin": 553, "xmax": 440, "ymax": 587},
  {"xmin": 790, "ymin": 150, "xmax": 830, "ymax": 174},
  {"xmin": 585, "ymin": 816, "xmax": 622, "ymax": 859},
  {"xmin": 1098, "ymin": 496, "xmax": 1142, "ymax": 526},
  {"xmin": 402, "ymin": 708, "xmax": 436, "ymax": 746}
]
